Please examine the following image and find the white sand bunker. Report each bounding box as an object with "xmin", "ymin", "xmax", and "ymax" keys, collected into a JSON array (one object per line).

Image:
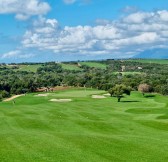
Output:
[
  {"xmin": 103, "ymin": 93, "xmax": 111, "ymax": 96},
  {"xmin": 92, "ymin": 95, "xmax": 106, "ymax": 99},
  {"xmin": 35, "ymin": 93, "xmax": 49, "ymax": 97},
  {"xmin": 50, "ymin": 99, "xmax": 72, "ymax": 102}
]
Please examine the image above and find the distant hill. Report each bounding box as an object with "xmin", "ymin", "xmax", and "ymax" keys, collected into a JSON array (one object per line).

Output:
[{"xmin": 133, "ymin": 48, "xmax": 168, "ymax": 59}]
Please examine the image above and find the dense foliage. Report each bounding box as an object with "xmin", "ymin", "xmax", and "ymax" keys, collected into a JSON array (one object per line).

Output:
[{"xmin": 0, "ymin": 60, "xmax": 168, "ymax": 100}]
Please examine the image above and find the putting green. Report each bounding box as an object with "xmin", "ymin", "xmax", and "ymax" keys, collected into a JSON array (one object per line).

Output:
[{"xmin": 0, "ymin": 89, "xmax": 168, "ymax": 162}]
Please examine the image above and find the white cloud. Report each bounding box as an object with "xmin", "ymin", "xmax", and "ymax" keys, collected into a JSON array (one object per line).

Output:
[
  {"xmin": 0, "ymin": 0, "xmax": 50, "ymax": 20},
  {"xmin": 124, "ymin": 12, "xmax": 152, "ymax": 24},
  {"xmin": 2, "ymin": 50, "xmax": 21, "ymax": 58},
  {"xmin": 1, "ymin": 50, "xmax": 34, "ymax": 59},
  {"xmin": 3, "ymin": 9, "xmax": 168, "ymax": 59},
  {"xmin": 157, "ymin": 10, "xmax": 168, "ymax": 22}
]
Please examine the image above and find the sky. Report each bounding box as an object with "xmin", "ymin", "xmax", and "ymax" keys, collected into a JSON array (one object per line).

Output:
[{"xmin": 0, "ymin": 0, "xmax": 168, "ymax": 62}]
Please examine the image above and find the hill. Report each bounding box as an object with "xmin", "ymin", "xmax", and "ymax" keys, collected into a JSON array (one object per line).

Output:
[{"xmin": 133, "ymin": 48, "xmax": 168, "ymax": 59}]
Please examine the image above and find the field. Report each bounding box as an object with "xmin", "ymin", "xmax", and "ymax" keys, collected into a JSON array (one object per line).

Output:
[
  {"xmin": 0, "ymin": 89, "xmax": 168, "ymax": 161},
  {"xmin": 15, "ymin": 64, "xmax": 42, "ymax": 72},
  {"xmin": 61, "ymin": 63, "xmax": 82, "ymax": 71},
  {"xmin": 80, "ymin": 62, "xmax": 107, "ymax": 69},
  {"xmin": 128, "ymin": 59, "xmax": 168, "ymax": 64}
]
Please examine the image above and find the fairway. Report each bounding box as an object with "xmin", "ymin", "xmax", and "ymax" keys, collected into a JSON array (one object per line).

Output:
[{"xmin": 0, "ymin": 89, "xmax": 168, "ymax": 162}]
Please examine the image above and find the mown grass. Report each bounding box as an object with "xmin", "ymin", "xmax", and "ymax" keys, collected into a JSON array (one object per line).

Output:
[
  {"xmin": 80, "ymin": 62, "xmax": 107, "ymax": 69},
  {"xmin": 128, "ymin": 59, "xmax": 168, "ymax": 64},
  {"xmin": 0, "ymin": 89, "xmax": 168, "ymax": 161}
]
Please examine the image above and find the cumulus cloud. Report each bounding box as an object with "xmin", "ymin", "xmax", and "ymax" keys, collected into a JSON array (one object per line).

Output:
[
  {"xmin": 0, "ymin": 0, "xmax": 50, "ymax": 20},
  {"xmin": 22, "ymin": 18, "xmax": 122, "ymax": 56},
  {"xmin": 4, "ymin": 10, "xmax": 168, "ymax": 59},
  {"xmin": 20, "ymin": 10, "xmax": 168, "ymax": 58}
]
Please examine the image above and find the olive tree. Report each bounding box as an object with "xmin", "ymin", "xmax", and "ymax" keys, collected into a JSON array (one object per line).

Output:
[{"xmin": 108, "ymin": 84, "xmax": 131, "ymax": 102}]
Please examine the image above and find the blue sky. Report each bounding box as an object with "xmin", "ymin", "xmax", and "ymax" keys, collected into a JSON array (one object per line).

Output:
[{"xmin": 0, "ymin": 0, "xmax": 168, "ymax": 62}]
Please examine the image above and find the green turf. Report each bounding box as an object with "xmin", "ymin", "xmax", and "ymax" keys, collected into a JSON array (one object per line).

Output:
[
  {"xmin": 0, "ymin": 89, "xmax": 168, "ymax": 162},
  {"xmin": 80, "ymin": 62, "xmax": 107, "ymax": 69},
  {"xmin": 128, "ymin": 59, "xmax": 168, "ymax": 64},
  {"xmin": 61, "ymin": 64, "xmax": 82, "ymax": 71}
]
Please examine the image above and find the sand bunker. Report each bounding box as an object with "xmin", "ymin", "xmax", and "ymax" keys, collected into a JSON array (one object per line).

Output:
[
  {"xmin": 103, "ymin": 93, "xmax": 111, "ymax": 96},
  {"xmin": 3, "ymin": 95, "xmax": 24, "ymax": 102},
  {"xmin": 50, "ymin": 99, "xmax": 72, "ymax": 102},
  {"xmin": 92, "ymin": 95, "xmax": 106, "ymax": 99},
  {"xmin": 35, "ymin": 94, "xmax": 49, "ymax": 97}
]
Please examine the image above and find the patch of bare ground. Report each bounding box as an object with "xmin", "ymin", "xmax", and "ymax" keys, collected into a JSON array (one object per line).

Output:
[{"xmin": 3, "ymin": 95, "xmax": 24, "ymax": 102}]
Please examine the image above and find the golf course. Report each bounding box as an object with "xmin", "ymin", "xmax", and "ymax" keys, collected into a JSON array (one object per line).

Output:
[{"xmin": 0, "ymin": 88, "xmax": 168, "ymax": 162}]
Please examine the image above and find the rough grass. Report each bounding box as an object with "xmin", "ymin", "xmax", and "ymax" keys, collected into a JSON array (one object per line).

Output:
[
  {"xmin": 80, "ymin": 62, "xmax": 107, "ymax": 69},
  {"xmin": 0, "ymin": 89, "xmax": 168, "ymax": 162}
]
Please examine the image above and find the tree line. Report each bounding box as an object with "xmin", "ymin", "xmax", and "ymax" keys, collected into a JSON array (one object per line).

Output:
[{"xmin": 0, "ymin": 60, "xmax": 167, "ymax": 100}]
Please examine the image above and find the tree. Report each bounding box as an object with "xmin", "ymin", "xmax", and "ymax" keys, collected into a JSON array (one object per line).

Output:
[
  {"xmin": 108, "ymin": 84, "xmax": 131, "ymax": 102},
  {"xmin": 0, "ymin": 90, "xmax": 10, "ymax": 98},
  {"xmin": 138, "ymin": 84, "xmax": 150, "ymax": 96},
  {"xmin": 160, "ymin": 85, "xmax": 168, "ymax": 95},
  {"xmin": 0, "ymin": 94, "xmax": 3, "ymax": 101}
]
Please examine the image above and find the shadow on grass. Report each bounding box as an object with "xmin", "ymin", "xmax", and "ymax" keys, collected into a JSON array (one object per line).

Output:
[
  {"xmin": 144, "ymin": 94, "xmax": 156, "ymax": 98},
  {"xmin": 157, "ymin": 115, "xmax": 168, "ymax": 119},
  {"xmin": 121, "ymin": 101, "xmax": 141, "ymax": 103}
]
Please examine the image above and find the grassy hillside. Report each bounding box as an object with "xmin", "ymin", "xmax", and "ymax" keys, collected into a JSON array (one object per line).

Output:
[
  {"xmin": 128, "ymin": 59, "xmax": 168, "ymax": 64},
  {"xmin": 80, "ymin": 62, "xmax": 107, "ymax": 69},
  {"xmin": 0, "ymin": 89, "xmax": 168, "ymax": 161},
  {"xmin": 61, "ymin": 63, "xmax": 82, "ymax": 71}
]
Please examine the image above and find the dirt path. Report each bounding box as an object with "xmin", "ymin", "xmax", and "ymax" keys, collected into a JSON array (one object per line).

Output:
[{"xmin": 3, "ymin": 95, "xmax": 24, "ymax": 102}]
